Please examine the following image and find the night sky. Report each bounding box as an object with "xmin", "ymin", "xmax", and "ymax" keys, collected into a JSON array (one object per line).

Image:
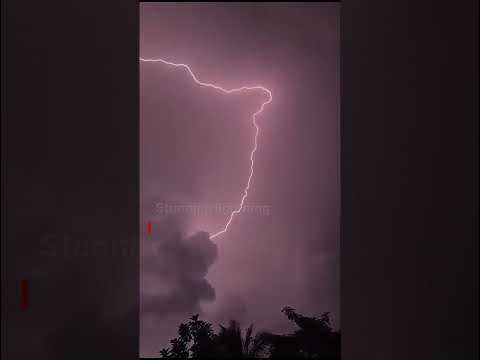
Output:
[{"xmin": 140, "ymin": 3, "xmax": 340, "ymax": 357}]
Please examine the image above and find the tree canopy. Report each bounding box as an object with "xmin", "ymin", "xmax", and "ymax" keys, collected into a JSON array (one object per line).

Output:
[{"xmin": 158, "ymin": 307, "xmax": 340, "ymax": 358}]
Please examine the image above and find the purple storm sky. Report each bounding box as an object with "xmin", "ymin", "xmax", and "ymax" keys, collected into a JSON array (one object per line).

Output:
[{"xmin": 140, "ymin": 3, "xmax": 340, "ymax": 357}]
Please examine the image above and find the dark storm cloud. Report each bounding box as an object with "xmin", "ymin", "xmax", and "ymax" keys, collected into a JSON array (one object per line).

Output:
[
  {"xmin": 140, "ymin": 224, "xmax": 219, "ymax": 357},
  {"xmin": 141, "ymin": 230, "xmax": 217, "ymax": 317}
]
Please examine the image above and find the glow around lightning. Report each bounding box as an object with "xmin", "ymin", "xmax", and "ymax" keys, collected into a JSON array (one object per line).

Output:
[{"xmin": 140, "ymin": 57, "xmax": 272, "ymax": 239}]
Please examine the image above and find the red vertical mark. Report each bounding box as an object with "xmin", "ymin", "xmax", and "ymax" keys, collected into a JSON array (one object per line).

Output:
[
  {"xmin": 21, "ymin": 279, "xmax": 28, "ymax": 309},
  {"xmin": 147, "ymin": 221, "xmax": 152, "ymax": 239}
]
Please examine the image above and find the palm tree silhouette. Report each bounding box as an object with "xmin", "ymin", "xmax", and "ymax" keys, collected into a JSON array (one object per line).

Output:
[{"xmin": 215, "ymin": 320, "xmax": 269, "ymax": 358}]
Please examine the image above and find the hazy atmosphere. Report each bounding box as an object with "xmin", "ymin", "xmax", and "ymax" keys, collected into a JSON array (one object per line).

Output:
[{"xmin": 140, "ymin": 3, "xmax": 340, "ymax": 357}]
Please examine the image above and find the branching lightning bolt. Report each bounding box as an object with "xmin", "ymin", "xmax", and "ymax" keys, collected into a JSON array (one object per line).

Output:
[{"xmin": 140, "ymin": 57, "xmax": 272, "ymax": 239}]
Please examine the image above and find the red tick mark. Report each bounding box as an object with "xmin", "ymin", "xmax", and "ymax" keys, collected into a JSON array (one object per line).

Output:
[{"xmin": 21, "ymin": 279, "xmax": 28, "ymax": 310}]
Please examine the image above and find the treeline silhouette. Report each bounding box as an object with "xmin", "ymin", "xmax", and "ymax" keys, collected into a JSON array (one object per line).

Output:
[{"xmin": 158, "ymin": 306, "xmax": 340, "ymax": 358}]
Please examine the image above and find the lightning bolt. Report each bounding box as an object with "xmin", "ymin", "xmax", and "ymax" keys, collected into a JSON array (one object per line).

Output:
[{"xmin": 140, "ymin": 57, "xmax": 272, "ymax": 239}]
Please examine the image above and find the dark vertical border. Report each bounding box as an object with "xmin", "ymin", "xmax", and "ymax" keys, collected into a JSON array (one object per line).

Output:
[
  {"xmin": 342, "ymin": 0, "xmax": 478, "ymax": 359},
  {"xmin": 2, "ymin": 0, "xmax": 139, "ymax": 359},
  {"xmin": 1, "ymin": 0, "xmax": 8, "ymax": 356}
]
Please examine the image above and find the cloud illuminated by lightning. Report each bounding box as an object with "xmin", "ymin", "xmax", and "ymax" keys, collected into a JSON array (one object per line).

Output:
[{"xmin": 140, "ymin": 57, "xmax": 272, "ymax": 239}]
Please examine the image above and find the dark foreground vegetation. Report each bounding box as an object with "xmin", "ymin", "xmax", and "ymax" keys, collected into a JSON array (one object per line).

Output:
[{"xmin": 158, "ymin": 307, "xmax": 340, "ymax": 358}]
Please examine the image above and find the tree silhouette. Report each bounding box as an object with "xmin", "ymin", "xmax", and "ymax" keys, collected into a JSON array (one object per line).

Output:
[
  {"xmin": 215, "ymin": 320, "xmax": 269, "ymax": 358},
  {"xmin": 266, "ymin": 307, "xmax": 340, "ymax": 358},
  {"xmin": 159, "ymin": 314, "xmax": 216, "ymax": 358},
  {"xmin": 158, "ymin": 307, "xmax": 340, "ymax": 358}
]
